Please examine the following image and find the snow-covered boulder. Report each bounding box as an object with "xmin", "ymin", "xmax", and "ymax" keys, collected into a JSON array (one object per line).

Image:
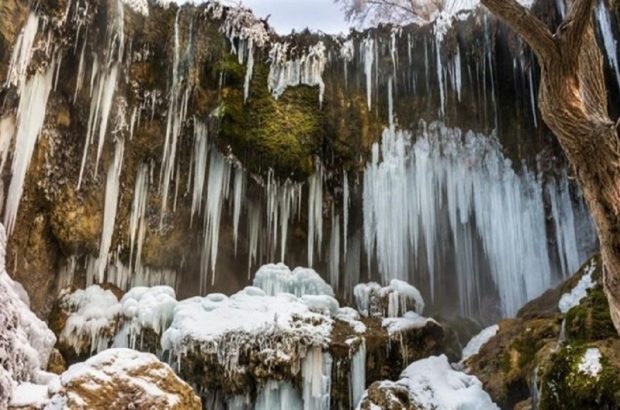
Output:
[
  {"xmin": 0, "ymin": 224, "xmax": 56, "ymax": 408},
  {"xmin": 253, "ymin": 263, "xmax": 335, "ymax": 297},
  {"xmin": 357, "ymin": 355, "xmax": 498, "ymax": 410},
  {"xmin": 113, "ymin": 286, "xmax": 177, "ymax": 352},
  {"xmin": 49, "ymin": 348, "xmax": 201, "ymax": 409},
  {"xmin": 354, "ymin": 279, "xmax": 425, "ymax": 318},
  {"xmin": 460, "ymin": 324, "xmax": 499, "ymax": 363},
  {"xmin": 161, "ymin": 286, "xmax": 334, "ymax": 398},
  {"xmin": 51, "ymin": 285, "xmax": 122, "ymax": 359}
]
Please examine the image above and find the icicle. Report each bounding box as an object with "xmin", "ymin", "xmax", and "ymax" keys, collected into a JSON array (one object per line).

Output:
[
  {"xmin": 350, "ymin": 340, "xmax": 366, "ymax": 408},
  {"xmin": 307, "ymin": 161, "xmax": 323, "ymax": 267},
  {"xmin": 342, "ymin": 172, "xmax": 349, "ymax": 258},
  {"xmin": 301, "ymin": 348, "xmax": 332, "ymax": 410},
  {"xmin": 191, "ymin": 120, "xmax": 208, "ymax": 224},
  {"xmin": 247, "ymin": 205, "xmax": 260, "ymax": 278},
  {"xmin": 527, "ymin": 66, "xmax": 538, "ymax": 128},
  {"xmin": 243, "ymin": 38, "xmax": 255, "ymax": 101},
  {"xmin": 596, "ymin": 1, "xmax": 620, "ymax": 88},
  {"xmin": 95, "ymin": 139, "xmax": 124, "ymax": 283},
  {"xmin": 329, "ymin": 205, "xmax": 340, "ymax": 292},
  {"xmin": 547, "ymin": 171, "xmax": 580, "ymax": 278},
  {"xmin": 200, "ymin": 150, "xmax": 232, "ymax": 291},
  {"xmin": 5, "ymin": 13, "xmax": 40, "ymax": 89},
  {"xmin": 233, "ymin": 166, "xmax": 245, "ymax": 254},
  {"xmin": 129, "ymin": 164, "xmax": 149, "ymax": 274},
  {"xmin": 73, "ymin": 35, "xmax": 88, "ymax": 103},
  {"xmin": 362, "ymin": 37, "xmax": 375, "ymax": 110},
  {"xmin": 4, "ymin": 61, "xmax": 56, "ymax": 234}
]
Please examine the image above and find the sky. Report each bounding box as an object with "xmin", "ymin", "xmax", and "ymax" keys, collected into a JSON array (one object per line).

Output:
[{"xmin": 239, "ymin": 0, "xmax": 351, "ymax": 34}]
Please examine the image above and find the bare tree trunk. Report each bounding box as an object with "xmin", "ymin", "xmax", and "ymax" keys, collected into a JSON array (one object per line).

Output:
[{"xmin": 481, "ymin": 0, "xmax": 620, "ymax": 333}]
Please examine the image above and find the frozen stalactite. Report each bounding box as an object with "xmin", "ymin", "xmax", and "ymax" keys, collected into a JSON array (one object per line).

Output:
[
  {"xmin": 596, "ymin": 1, "xmax": 620, "ymax": 89},
  {"xmin": 200, "ymin": 149, "xmax": 232, "ymax": 291},
  {"xmin": 159, "ymin": 9, "xmax": 192, "ymax": 223},
  {"xmin": 73, "ymin": 35, "xmax": 88, "ymax": 103},
  {"xmin": 247, "ymin": 204, "xmax": 261, "ymax": 278},
  {"xmin": 301, "ymin": 347, "xmax": 332, "ymax": 410},
  {"xmin": 342, "ymin": 172, "xmax": 350, "ymax": 258},
  {"xmin": 233, "ymin": 167, "xmax": 245, "ymax": 254},
  {"xmin": 4, "ymin": 61, "xmax": 57, "ymax": 235},
  {"xmin": 243, "ymin": 39, "xmax": 255, "ymax": 101},
  {"xmin": 307, "ymin": 162, "xmax": 324, "ymax": 267},
  {"xmin": 527, "ymin": 66, "xmax": 538, "ymax": 128},
  {"xmin": 340, "ymin": 39, "xmax": 354, "ymax": 87},
  {"xmin": 265, "ymin": 170, "xmax": 303, "ymax": 262},
  {"xmin": 547, "ymin": 171, "xmax": 580, "ymax": 278},
  {"xmin": 5, "ymin": 13, "xmax": 40, "ymax": 90},
  {"xmin": 95, "ymin": 139, "xmax": 124, "ymax": 283},
  {"xmin": 255, "ymin": 381, "xmax": 303, "ymax": 410},
  {"xmin": 329, "ymin": 205, "xmax": 341, "ymax": 292},
  {"xmin": 268, "ymin": 41, "xmax": 327, "ymax": 105},
  {"xmin": 363, "ymin": 122, "xmax": 592, "ymax": 316},
  {"xmin": 129, "ymin": 164, "xmax": 149, "ymax": 274},
  {"xmin": 350, "ymin": 339, "xmax": 366, "ymax": 408},
  {"xmin": 362, "ymin": 37, "xmax": 375, "ymax": 110},
  {"xmin": 556, "ymin": 0, "xmax": 566, "ymax": 17},
  {"xmin": 191, "ymin": 120, "xmax": 208, "ymax": 224}
]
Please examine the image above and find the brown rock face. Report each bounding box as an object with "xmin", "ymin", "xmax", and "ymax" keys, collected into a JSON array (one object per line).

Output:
[{"xmin": 52, "ymin": 348, "xmax": 201, "ymax": 409}]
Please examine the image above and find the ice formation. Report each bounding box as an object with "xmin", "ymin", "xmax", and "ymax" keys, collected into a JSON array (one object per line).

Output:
[
  {"xmin": 253, "ymin": 263, "xmax": 335, "ymax": 298},
  {"xmin": 161, "ymin": 286, "xmax": 333, "ymax": 373},
  {"xmin": 461, "ymin": 324, "xmax": 499, "ymax": 362},
  {"xmin": 558, "ymin": 258, "xmax": 597, "ymax": 314},
  {"xmin": 382, "ymin": 311, "xmax": 435, "ymax": 337},
  {"xmin": 58, "ymin": 285, "xmax": 121, "ymax": 355},
  {"xmin": 0, "ymin": 224, "xmax": 56, "ymax": 407},
  {"xmin": 354, "ymin": 279, "xmax": 425, "ymax": 318},
  {"xmin": 350, "ymin": 339, "xmax": 366, "ymax": 407},
  {"xmin": 363, "ymin": 121, "xmax": 587, "ymax": 316},
  {"xmin": 113, "ymin": 286, "xmax": 177, "ymax": 351},
  {"xmin": 596, "ymin": 1, "xmax": 620, "ymax": 88},
  {"xmin": 268, "ymin": 41, "xmax": 327, "ymax": 105},
  {"xmin": 578, "ymin": 348, "xmax": 602, "ymax": 379}
]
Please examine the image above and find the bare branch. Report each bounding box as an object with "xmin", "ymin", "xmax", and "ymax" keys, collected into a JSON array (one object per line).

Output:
[
  {"xmin": 481, "ymin": 0, "xmax": 557, "ymax": 61},
  {"xmin": 561, "ymin": 0, "xmax": 597, "ymax": 60}
]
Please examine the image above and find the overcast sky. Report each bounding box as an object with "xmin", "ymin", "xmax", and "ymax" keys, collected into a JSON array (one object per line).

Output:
[{"xmin": 240, "ymin": 0, "xmax": 350, "ymax": 34}]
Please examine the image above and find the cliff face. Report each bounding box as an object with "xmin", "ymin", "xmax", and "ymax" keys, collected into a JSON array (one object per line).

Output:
[{"xmin": 0, "ymin": 0, "xmax": 615, "ymax": 319}]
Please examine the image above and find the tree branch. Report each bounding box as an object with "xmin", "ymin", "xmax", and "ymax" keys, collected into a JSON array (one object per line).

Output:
[
  {"xmin": 481, "ymin": 0, "xmax": 557, "ymax": 61},
  {"xmin": 562, "ymin": 0, "xmax": 597, "ymax": 60}
]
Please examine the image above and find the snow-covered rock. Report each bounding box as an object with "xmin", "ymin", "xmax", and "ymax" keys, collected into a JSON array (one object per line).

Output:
[
  {"xmin": 49, "ymin": 348, "xmax": 201, "ymax": 409},
  {"xmin": 461, "ymin": 324, "xmax": 499, "ymax": 363},
  {"xmin": 382, "ymin": 311, "xmax": 435, "ymax": 336},
  {"xmin": 253, "ymin": 263, "xmax": 335, "ymax": 297},
  {"xmin": 559, "ymin": 258, "xmax": 597, "ymax": 313},
  {"xmin": 0, "ymin": 223, "xmax": 56, "ymax": 408},
  {"xmin": 358, "ymin": 355, "xmax": 498, "ymax": 410},
  {"xmin": 354, "ymin": 279, "xmax": 425, "ymax": 318},
  {"xmin": 113, "ymin": 286, "xmax": 177, "ymax": 351},
  {"xmin": 56, "ymin": 285, "xmax": 121, "ymax": 356}
]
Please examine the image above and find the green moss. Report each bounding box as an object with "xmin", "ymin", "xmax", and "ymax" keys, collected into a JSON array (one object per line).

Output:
[
  {"xmin": 565, "ymin": 285, "xmax": 617, "ymax": 343},
  {"xmin": 219, "ymin": 63, "xmax": 323, "ymax": 180},
  {"xmin": 539, "ymin": 345, "xmax": 620, "ymax": 410}
]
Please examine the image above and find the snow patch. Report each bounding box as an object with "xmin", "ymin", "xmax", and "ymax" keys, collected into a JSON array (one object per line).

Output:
[
  {"xmin": 559, "ymin": 259, "xmax": 597, "ymax": 314},
  {"xmin": 578, "ymin": 348, "xmax": 602, "ymax": 379},
  {"xmin": 461, "ymin": 325, "xmax": 499, "ymax": 362}
]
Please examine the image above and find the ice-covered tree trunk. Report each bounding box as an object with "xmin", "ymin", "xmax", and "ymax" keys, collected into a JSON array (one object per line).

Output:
[{"xmin": 482, "ymin": 0, "xmax": 620, "ymax": 335}]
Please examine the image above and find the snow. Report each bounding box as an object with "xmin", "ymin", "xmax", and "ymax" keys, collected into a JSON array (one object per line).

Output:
[
  {"xmin": 57, "ymin": 348, "xmax": 188, "ymax": 407},
  {"xmin": 461, "ymin": 325, "xmax": 499, "ymax": 362},
  {"xmin": 335, "ymin": 307, "xmax": 367, "ymax": 334},
  {"xmin": 559, "ymin": 259, "xmax": 597, "ymax": 314},
  {"xmin": 578, "ymin": 348, "xmax": 602, "ymax": 379},
  {"xmin": 253, "ymin": 263, "xmax": 335, "ymax": 297},
  {"xmin": 354, "ymin": 280, "xmax": 424, "ymax": 318},
  {"xmin": 59, "ymin": 285, "xmax": 121, "ymax": 355},
  {"xmin": 10, "ymin": 382, "xmax": 51, "ymax": 408},
  {"xmin": 114, "ymin": 286, "xmax": 177, "ymax": 350},
  {"xmin": 161, "ymin": 286, "xmax": 333, "ymax": 372},
  {"xmin": 396, "ymin": 355, "xmax": 499, "ymax": 409},
  {"xmin": 382, "ymin": 311, "xmax": 434, "ymax": 336}
]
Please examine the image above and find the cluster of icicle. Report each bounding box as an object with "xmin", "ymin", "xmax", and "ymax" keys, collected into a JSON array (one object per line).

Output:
[
  {"xmin": 268, "ymin": 41, "xmax": 328, "ymax": 105},
  {"xmin": 363, "ymin": 119, "xmax": 591, "ymax": 317}
]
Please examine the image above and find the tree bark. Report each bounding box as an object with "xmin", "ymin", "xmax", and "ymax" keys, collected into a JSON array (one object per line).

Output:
[{"xmin": 481, "ymin": 0, "xmax": 620, "ymax": 333}]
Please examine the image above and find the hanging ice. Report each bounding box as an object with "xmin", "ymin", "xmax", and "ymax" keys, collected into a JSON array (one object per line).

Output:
[{"xmin": 307, "ymin": 162, "xmax": 323, "ymax": 267}]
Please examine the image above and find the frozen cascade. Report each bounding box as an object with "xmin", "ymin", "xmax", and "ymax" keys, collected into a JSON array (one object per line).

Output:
[
  {"xmin": 343, "ymin": 172, "xmax": 350, "ymax": 258},
  {"xmin": 596, "ymin": 1, "xmax": 620, "ymax": 88},
  {"xmin": 233, "ymin": 167, "xmax": 245, "ymax": 254},
  {"xmin": 95, "ymin": 139, "xmax": 125, "ymax": 283},
  {"xmin": 362, "ymin": 37, "xmax": 375, "ymax": 110},
  {"xmin": 200, "ymin": 149, "xmax": 232, "ymax": 291},
  {"xmin": 350, "ymin": 340, "xmax": 366, "ymax": 408},
  {"xmin": 363, "ymin": 122, "xmax": 588, "ymax": 316},
  {"xmin": 255, "ymin": 381, "xmax": 303, "ymax": 410},
  {"xmin": 4, "ymin": 61, "xmax": 56, "ymax": 235},
  {"xmin": 129, "ymin": 164, "xmax": 149, "ymax": 273},
  {"xmin": 301, "ymin": 347, "xmax": 332, "ymax": 410},
  {"xmin": 160, "ymin": 9, "xmax": 192, "ymax": 223},
  {"xmin": 307, "ymin": 162, "xmax": 324, "ymax": 267},
  {"xmin": 547, "ymin": 171, "xmax": 580, "ymax": 278},
  {"xmin": 266, "ymin": 170, "xmax": 303, "ymax": 263}
]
